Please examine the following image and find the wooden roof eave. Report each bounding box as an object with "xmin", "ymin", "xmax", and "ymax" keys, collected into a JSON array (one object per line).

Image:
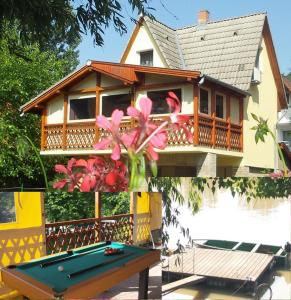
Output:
[{"xmin": 262, "ymin": 18, "xmax": 287, "ymax": 109}]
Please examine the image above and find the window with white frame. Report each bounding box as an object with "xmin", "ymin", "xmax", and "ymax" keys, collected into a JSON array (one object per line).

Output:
[
  {"xmin": 147, "ymin": 89, "xmax": 182, "ymax": 115},
  {"xmin": 102, "ymin": 93, "xmax": 131, "ymax": 117},
  {"xmin": 215, "ymin": 94, "xmax": 225, "ymax": 119},
  {"xmin": 69, "ymin": 97, "xmax": 96, "ymax": 121},
  {"xmin": 0, "ymin": 192, "xmax": 16, "ymax": 224},
  {"xmin": 140, "ymin": 50, "xmax": 153, "ymax": 66},
  {"xmin": 199, "ymin": 88, "xmax": 210, "ymax": 114}
]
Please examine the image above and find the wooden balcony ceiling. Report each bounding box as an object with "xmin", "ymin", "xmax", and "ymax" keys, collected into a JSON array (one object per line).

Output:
[{"xmin": 20, "ymin": 61, "xmax": 201, "ymax": 113}]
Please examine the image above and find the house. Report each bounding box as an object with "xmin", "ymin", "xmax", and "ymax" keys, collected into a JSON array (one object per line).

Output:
[
  {"xmin": 278, "ymin": 76, "xmax": 291, "ymax": 149},
  {"xmin": 20, "ymin": 11, "xmax": 287, "ymax": 176}
]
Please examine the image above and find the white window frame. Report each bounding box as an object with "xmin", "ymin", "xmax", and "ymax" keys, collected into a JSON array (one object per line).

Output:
[
  {"xmin": 138, "ymin": 49, "xmax": 154, "ymax": 66},
  {"xmin": 68, "ymin": 93, "xmax": 96, "ymax": 123},
  {"xmin": 199, "ymin": 87, "xmax": 211, "ymax": 115}
]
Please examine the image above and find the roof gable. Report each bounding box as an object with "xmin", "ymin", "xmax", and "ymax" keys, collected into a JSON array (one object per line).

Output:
[{"xmin": 140, "ymin": 12, "xmax": 286, "ymax": 109}]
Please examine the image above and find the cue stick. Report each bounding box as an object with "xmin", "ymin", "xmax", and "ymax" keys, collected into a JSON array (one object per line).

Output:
[
  {"xmin": 40, "ymin": 242, "xmax": 110, "ymax": 268},
  {"xmin": 67, "ymin": 252, "xmax": 134, "ymax": 278}
]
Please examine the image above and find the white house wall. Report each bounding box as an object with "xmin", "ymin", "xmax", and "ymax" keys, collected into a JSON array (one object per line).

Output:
[
  {"xmin": 69, "ymin": 73, "xmax": 96, "ymax": 90},
  {"xmin": 123, "ymin": 24, "xmax": 167, "ymax": 67},
  {"xmin": 46, "ymin": 95, "xmax": 64, "ymax": 124}
]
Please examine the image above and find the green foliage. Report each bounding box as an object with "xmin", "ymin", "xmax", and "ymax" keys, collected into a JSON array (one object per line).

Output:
[
  {"xmin": 100, "ymin": 193, "xmax": 130, "ymax": 216},
  {"xmin": 251, "ymin": 114, "xmax": 288, "ymax": 174},
  {"xmin": 286, "ymin": 72, "xmax": 291, "ymax": 80},
  {"xmin": 44, "ymin": 192, "xmax": 95, "ymax": 222},
  {"xmin": 0, "ymin": 0, "xmax": 154, "ymax": 50},
  {"xmin": 0, "ymin": 26, "xmax": 78, "ymax": 188}
]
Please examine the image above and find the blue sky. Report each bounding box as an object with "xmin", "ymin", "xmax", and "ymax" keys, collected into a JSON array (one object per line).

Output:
[{"xmin": 77, "ymin": 0, "xmax": 291, "ymax": 74}]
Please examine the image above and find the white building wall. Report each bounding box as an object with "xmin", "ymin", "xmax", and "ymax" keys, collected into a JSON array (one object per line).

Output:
[{"xmin": 123, "ymin": 24, "xmax": 167, "ymax": 67}]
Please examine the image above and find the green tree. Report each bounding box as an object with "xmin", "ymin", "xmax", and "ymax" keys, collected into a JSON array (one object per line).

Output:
[
  {"xmin": 0, "ymin": 26, "xmax": 79, "ymax": 188},
  {"xmin": 44, "ymin": 192, "xmax": 95, "ymax": 222},
  {"xmin": 101, "ymin": 193, "xmax": 130, "ymax": 216},
  {"xmin": 0, "ymin": 0, "xmax": 154, "ymax": 50}
]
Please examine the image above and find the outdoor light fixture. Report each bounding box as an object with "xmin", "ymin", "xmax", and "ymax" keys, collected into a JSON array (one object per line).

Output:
[{"xmin": 198, "ymin": 76, "xmax": 205, "ymax": 86}]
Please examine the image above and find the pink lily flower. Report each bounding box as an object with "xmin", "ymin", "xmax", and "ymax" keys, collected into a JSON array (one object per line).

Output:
[{"xmin": 94, "ymin": 109, "xmax": 124, "ymax": 160}]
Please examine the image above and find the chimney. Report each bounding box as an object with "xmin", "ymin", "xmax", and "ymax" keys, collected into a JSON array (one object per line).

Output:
[{"xmin": 198, "ymin": 10, "xmax": 210, "ymax": 24}]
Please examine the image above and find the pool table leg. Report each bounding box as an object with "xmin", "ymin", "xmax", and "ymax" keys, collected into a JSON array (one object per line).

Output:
[{"xmin": 138, "ymin": 267, "xmax": 149, "ymax": 299}]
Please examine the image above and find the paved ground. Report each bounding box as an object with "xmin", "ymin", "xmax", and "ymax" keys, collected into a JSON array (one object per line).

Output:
[{"xmin": 95, "ymin": 264, "xmax": 161, "ymax": 299}]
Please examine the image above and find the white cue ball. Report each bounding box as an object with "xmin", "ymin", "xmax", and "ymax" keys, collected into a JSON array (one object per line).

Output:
[{"xmin": 58, "ymin": 265, "xmax": 64, "ymax": 272}]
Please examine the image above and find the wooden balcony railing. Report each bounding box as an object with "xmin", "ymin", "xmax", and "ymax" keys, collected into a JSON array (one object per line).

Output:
[
  {"xmin": 42, "ymin": 114, "xmax": 243, "ymax": 152},
  {"xmin": 45, "ymin": 214, "xmax": 133, "ymax": 254}
]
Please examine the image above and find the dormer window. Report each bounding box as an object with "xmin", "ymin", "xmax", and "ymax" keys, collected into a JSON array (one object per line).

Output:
[{"xmin": 140, "ymin": 50, "xmax": 153, "ymax": 66}]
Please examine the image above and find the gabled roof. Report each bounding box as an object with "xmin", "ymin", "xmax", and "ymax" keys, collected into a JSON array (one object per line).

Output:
[
  {"xmin": 20, "ymin": 61, "xmax": 201, "ymax": 113},
  {"xmin": 121, "ymin": 12, "xmax": 287, "ymax": 108}
]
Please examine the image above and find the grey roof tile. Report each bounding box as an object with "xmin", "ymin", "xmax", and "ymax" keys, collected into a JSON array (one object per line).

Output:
[{"xmin": 144, "ymin": 12, "xmax": 266, "ymax": 91}]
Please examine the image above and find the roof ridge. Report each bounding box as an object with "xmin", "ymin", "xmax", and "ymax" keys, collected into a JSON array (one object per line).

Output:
[
  {"xmin": 143, "ymin": 16, "xmax": 175, "ymax": 31},
  {"xmin": 176, "ymin": 11, "xmax": 267, "ymax": 31}
]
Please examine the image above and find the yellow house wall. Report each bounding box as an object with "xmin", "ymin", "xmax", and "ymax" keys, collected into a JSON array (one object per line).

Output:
[
  {"xmin": 242, "ymin": 38, "xmax": 278, "ymax": 169},
  {"xmin": 134, "ymin": 193, "xmax": 161, "ymax": 245},
  {"xmin": 0, "ymin": 193, "xmax": 45, "ymax": 277},
  {"xmin": 123, "ymin": 24, "xmax": 167, "ymax": 67}
]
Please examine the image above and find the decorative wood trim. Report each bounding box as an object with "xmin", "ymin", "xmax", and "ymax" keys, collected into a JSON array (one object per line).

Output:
[
  {"xmin": 203, "ymin": 81, "xmax": 245, "ymax": 99},
  {"xmin": 40, "ymin": 108, "xmax": 47, "ymax": 151},
  {"xmin": 226, "ymin": 95, "xmax": 231, "ymax": 150},
  {"xmin": 68, "ymin": 88, "xmax": 97, "ymax": 95},
  {"xmin": 137, "ymin": 81, "xmax": 192, "ymax": 92},
  {"xmin": 262, "ymin": 19, "xmax": 287, "ymax": 110},
  {"xmin": 239, "ymin": 98, "xmax": 244, "ymax": 151},
  {"xmin": 95, "ymin": 73, "xmax": 101, "ymax": 143},
  {"xmin": 211, "ymin": 88, "xmax": 216, "ymax": 146},
  {"xmin": 120, "ymin": 18, "xmax": 143, "ymax": 63},
  {"xmin": 193, "ymin": 84, "xmax": 199, "ymax": 145},
  {"xmin": 62, "ymin": 94, "xmax": 68, "ymax": 150}
]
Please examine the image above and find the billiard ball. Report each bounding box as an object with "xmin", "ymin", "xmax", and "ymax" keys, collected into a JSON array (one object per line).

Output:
[{"xmin": 58, "ymin": 265, "xmax": 64, "ymax": 272}]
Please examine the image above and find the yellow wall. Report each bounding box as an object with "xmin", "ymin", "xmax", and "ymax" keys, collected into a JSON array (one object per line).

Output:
[
  {"xmin": 134, "ymin": 192, "xmax": 162, "ymax": 245},
  {"xmin": 0, "ymin": 193, "xmax": 45, "ymax": 275},
  {"xmin": 123, "ymin": 24, "xmax": 167, "ymax": 67},
  {"xmin": 242, "ymin": 37, "xmax": 278, "ymax": 169}
]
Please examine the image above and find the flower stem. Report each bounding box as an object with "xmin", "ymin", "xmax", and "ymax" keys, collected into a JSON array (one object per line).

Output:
[{"xmin": 136, "ymin": 121, "xmax": 169, "ymax": 154}]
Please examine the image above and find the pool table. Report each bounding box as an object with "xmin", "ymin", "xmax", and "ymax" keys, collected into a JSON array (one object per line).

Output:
[{"xmin": 1, "ymin": 241, "xmax": 160, "ymax": 300}]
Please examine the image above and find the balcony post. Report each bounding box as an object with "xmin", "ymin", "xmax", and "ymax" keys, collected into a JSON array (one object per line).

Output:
[
  {"xmin": 239, "ymin": 98, "xmax": 244, "ymax": 151},
  {"xmin": 95, "ymin": 192, "xmax": 102, "ymax": 242},
  {"xmin": 95, "ymin": 73, "xmax": 101, "ymax": 144},
  {"xmin": 226, "ymin": 94, "xmax": 231, "ymax": 150},
  {"xmin": 41, "ymin": 108, "xmax": 47, "ymax": 151},
  {"xmin": 62, "ymin": 93, "xmax": 68, "ymax": 150},
  {"xmin": 130, "ymin": 86, "xmax": 136, "ymax": 127},
  {"xmin": 193, "ymin": 84, "xmax": 199, "ymax": 145},
  {"xmin": 211, "ymin": 88, "xmax": 216, "ymax": 147}
]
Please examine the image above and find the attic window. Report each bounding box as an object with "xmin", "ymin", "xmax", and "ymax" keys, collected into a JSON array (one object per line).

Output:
[
  {"xmin": 140, "ymin": 50, "xmax": 153, "ymax": 66},
  {"xmin": 0, "ymin": 192, "xmax": 16, "ymax": 224}
]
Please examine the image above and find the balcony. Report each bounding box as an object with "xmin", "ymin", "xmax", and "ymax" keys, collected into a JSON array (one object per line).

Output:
[
  {"xmin": 42, "ymin": 114, "xmax": 242, "ymax": 153},
  {"xmin": 45, "ymin": 213, "xmax": 134, "ymax": 254}
]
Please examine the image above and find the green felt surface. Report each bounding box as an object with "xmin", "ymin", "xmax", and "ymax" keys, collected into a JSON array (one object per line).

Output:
[{"xmin": 16, "ymin": 242, "xmax": 149, "ymax": 294}]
